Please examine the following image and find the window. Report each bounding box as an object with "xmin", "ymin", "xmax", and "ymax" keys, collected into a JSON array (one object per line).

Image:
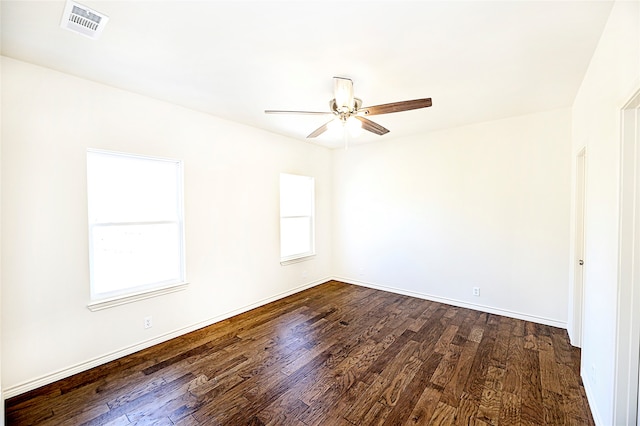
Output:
[
  {"xmin": 86, "ymin": 150, "xmax": 186, "ymax": 307},
  {"xmin": 280, "ymin": 173, "xmax": 315, "ymax": 262}
]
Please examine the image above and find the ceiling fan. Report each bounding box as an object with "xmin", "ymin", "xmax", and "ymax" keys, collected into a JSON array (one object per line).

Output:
[{"xmin": 265, "ymin": 77, "xmax": 432, "ymax": 139}]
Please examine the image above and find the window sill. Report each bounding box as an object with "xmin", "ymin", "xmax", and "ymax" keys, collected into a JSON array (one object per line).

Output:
[
  {"xmin": 280, "ymin": 255, "xmax": 316, "ymax": 266},
  {"xmin": 87, "ymin": 282, "xmax": 189, "ymax": 311}
]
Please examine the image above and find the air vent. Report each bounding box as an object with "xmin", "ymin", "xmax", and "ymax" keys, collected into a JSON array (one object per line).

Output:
[{"xmin": 60, "ymin": 0, "xmax": 109, "ymax": 40}]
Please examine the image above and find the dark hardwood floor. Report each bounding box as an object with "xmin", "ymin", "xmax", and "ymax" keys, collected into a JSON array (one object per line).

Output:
[{"xmin": 5, "ymin": 281, "xmax": 594, "ymax": 425}]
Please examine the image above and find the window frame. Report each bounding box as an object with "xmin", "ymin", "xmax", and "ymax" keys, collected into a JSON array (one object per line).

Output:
[
  {"xmin": 86, "ymin": 149, "xmax": 187, "ymax": 310},
  {"xmin": 279, "ymin": 173, "xmax": 316, "ymax": 264}
]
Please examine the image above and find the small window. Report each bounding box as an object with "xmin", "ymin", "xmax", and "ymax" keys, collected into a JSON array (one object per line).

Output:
[
  {"xmin": 86, "ymin": 150, "xmax": 186, "ymax": 304},
  {"xmin": 280, "ymin": 173, "xmax": 315, "ymax": 262}
]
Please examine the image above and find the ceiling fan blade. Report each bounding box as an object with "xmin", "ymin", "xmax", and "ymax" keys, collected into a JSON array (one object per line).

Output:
[
  {"xmin": 358, "ymin": 98, "xmax": 432, "ymax": 116},
  {"xmin": 334, "ymin": 77, "xmax": 354, "ymax": 110},
  {"xmin": 265, "ymin": 110, "xmax": 333, "ymax": 115},
  {"xmin": 354, "ymin": 116, "xmax": 390, "ymax": 136},
  {"xmin": 307, "ymin": 119, "xmax": 335, "ymax": 138}
]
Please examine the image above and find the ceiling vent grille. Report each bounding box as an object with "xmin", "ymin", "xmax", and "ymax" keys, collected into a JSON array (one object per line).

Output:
[{"xmin": 60, "ymin": 1, "xmax": 109, "ymax": 40}]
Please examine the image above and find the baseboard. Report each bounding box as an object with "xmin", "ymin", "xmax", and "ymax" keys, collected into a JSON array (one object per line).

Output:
[
  {"xmin": 567, "ymin": 327, "xmax": 580, "ymax": 348},
  {"xmin": 2, "ymin": 277, "xmax": 330, "ymax": 400},
  {"xmin": 582, "ymin": 371, "xmax": 604, "ymax": 426},
  {"xmin": 335, "ymin": 276, "xmax": 567, "ymax": 329},
  {"xmin": 4, "ymin": 275, "xmax": 568, "ymax": 400}
]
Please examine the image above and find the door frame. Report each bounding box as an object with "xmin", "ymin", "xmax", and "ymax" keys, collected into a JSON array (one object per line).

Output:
[{"xmin": 613, "ymin": 87, "xmax": 640, "ymax": 425}]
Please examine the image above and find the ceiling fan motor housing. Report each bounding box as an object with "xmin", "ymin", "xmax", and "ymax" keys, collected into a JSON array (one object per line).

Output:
[{"xmin": 330, "ymin": 98, "xmax": 362, "ymax": 120}]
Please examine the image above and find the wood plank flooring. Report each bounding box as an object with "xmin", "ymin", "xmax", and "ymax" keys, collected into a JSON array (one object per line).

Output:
[{"xmin": 5, "ymin": 281, "xmax": 594, "ymax": 425}]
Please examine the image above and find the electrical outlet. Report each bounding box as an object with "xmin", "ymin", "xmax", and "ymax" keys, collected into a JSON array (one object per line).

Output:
[
  {"xmin": 473, "ymin": 287, "xmax": 480, "ymax": 296},
  {"xmin": 591, "ymin": 364, "xmax": 597, "ymax": 384},
  {"xmin": 144, "ymin": 316, "xmax": 153, "ymax": 329}
]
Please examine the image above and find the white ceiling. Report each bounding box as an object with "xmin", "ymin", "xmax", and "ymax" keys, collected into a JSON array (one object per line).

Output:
[{"xmin": 1, "ymin": 1, "xmax": 614, "ymax": 148}]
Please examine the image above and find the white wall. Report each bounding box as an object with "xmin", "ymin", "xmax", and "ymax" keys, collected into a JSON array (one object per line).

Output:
[
  {"xmin": 570, "ymin": 1, "xmax": 640, "ymax": 424},
  {"xmin": 333, "ymin": 108, "xmax": 572, "ymax": 326},
  {"xmin": 0, "ymin": 57, "xmax": 333, "ymax": 395}
]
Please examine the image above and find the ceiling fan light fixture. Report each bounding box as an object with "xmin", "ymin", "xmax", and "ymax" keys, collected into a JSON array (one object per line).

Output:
[{"xmin": 326, "ymin": 116, "xmax": 362, "ymax": 139}]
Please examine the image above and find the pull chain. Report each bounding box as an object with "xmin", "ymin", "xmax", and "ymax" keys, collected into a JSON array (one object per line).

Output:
[{"xmin": 344, "ymin": 124, "xmax": 349, "ymax": 150}]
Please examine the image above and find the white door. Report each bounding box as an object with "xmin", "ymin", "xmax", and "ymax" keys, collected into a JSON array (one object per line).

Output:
[
  {"xmin": 573, "ymin": 148, "xmax": 586, "ymax": 347},
  {"xmin": 571, "ymin": 148, "xmax": 586, "ymax": 347}
]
